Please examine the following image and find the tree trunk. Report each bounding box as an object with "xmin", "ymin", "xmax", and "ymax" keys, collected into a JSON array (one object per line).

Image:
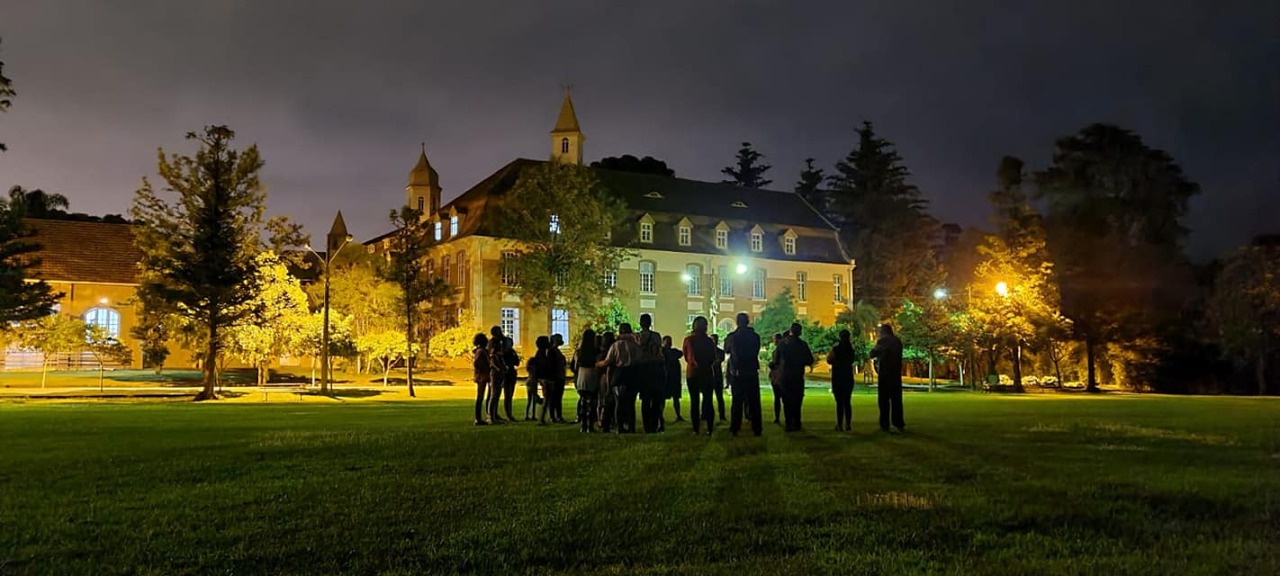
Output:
[
  {"xmin": 40, "ymin": 357, "xmax": 48, "ymax": 389},
  {"xmin": 310, "ymin": 356, "xmax": 316, "ymax": 387},
  {"xmin": 196, "ymin": 319, "xmax": 219, "ymax": 401},
  {"xmin": 1085, "ymin": 336, "xmax": 1099, "ymax": 393},
  {"xmin": 1257, "ymin": 354, "xmax": 1268, "ymax": 396},
  {"xmin": 406, "ymin": 304, "xmax": 416, "ymax": 398},
  {"xmin": 927, "ymin": 349, "xmax": 935, "ymax": 392},
  {"xmin": 383, "ymin": 361, "xmax": 390, "ymax": 387},
  {"xmin": 1012, "ymin": 342, "xmax": 1024, "ymax": 393},
  {"xmin": 99, "ymin": 361, "xmax": 105, "ymax": 393}
]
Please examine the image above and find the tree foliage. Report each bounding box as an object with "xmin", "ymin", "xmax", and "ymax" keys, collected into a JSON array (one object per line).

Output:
[
  {"xmin": 85, "ymin": 325, "xmax": 133, "ymax": 391},
  {"xmin": 130, "ymin": 126, "xmax": 292, "ymax": 400},
  {"xmin": 17, "ymin": 313, "xmax": 85, "ymax": 388},
  {"xmin": 1209, "ymin": 245, "xmax": 1280, "ymax": 395},
  {"xmin": 495, "ymin": 162, "xmax": 631, "ymax": 334},
  {"xmin": 895, "ymin": 298, "xmax": 953, "ymax": 388},
  {"xmin": 385, "ymin": 206, "xmax": 449, "ymax": 397},
  {"xmin": 310, "ymin": 243, "xmax": 402, "ymax": 370},
  {"xmin": 1035, "ymin": 124, "xmax": 1199, "ymax": 391},
  {"xmin": 721, "ymin": 142, "xmax": 773, "ymax": 188},
  {"xmin": 6, "ymin": 186, "xmax": 70, "ymax": 218},
  {"xmin": 794, "ymin": 157, "xmax": 826, "ymax": 211},
  {"xmin": 590, "ymin": 155, "xmax": 674, "ymax": 177},
  {"xmin": 356, "ymin": 330, "xmax": 417, "ymax": 386},
  {"xmin": 0, "ymin": 202, "xmax": 60, "ymax": 325},
  {"xmin": 827, "ymin": 122, "xmax": 941, "ymax": 307},
  {"xmin": 0, "ymin": 37, "xmax": 13, "ymax": 152},
  {"xmin": 591, "ymin": 298, "xmax": 633, "ymax": 335},
  {"xmin": 225, "ymin": 252, "xmax": 311, "ymax": 386},
  {"xmin": 427, "ymin": 313, "xmax": 480, "ymax": 360},
  {"xmin": 754, "ymin": 288, "xmax": 797, "ymax": 341}
]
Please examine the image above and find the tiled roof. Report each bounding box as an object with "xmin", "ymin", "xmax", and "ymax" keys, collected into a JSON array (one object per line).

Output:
[
  {"xmin": 367, "ymin": 159, "xmax": 853, "ymax": 265},
  {"xmin": 23, "ymin": 219, "xmax": 142, "ymax": 285}
]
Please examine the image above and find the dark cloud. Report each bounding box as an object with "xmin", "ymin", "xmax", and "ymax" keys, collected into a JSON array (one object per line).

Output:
[{"xmin": 1, "ymin": 0, "xmax": 1276, "ymax": 260}]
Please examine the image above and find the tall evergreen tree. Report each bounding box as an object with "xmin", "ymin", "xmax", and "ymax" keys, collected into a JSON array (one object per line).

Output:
[
  {"xmin": 1035, "ymin": 124, "xmax": 1200, "ymax": 391},
  {"xmin": 794, "ymin": 158, "xmax": 826, "ymax": 210},
  {"xmin": 827, "ymin": 121, "xmax": 941, "ymax": 307},
  {"xmin": 131, "ymin": 126, "xmax": 279, "ymax": 401},
  {"xmin": 7, "ymin": 186, "xmax": 69, "ymax": 218},
  {"xmin": 386, "ymin": 207, "xmax": 450, "ymax": 398},
  {"xmin": 591, "ymin": 155, "xmax": 675, "ymax": 177},
  {"xmin": 721, "ymin": 142, "xmax": 773, "ymax": 188}
]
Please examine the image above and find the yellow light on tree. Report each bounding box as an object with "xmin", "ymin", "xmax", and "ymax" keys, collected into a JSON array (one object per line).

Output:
[{"xmin": 995, "ymin": 281, "xmax": 1009, "ymax": 297}]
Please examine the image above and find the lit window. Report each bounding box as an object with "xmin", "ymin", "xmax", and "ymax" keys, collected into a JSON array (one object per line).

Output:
[
  {"xmin": 561, "ymin": 138, "xmax": 569, "ymax": 154},
  {"xmin": 603, "ymin": 268, "xmax": 617, "ymax": 289},
  {"xmin": 639, "ymin": 261, "xmax": 655, "ymax": 294},
  {"xmin": 500, "ymin": 252, "xmax": 517, "ymax": 287},
  {"xmin": 450, "ymin": 215, "xmax": 459, "ymax": 236},
  {"xmin": 783, "ymin": 236, "xmax": 796, "ymax": 255},
  {"xmin": 442, "ymin": 255, "xmax": 451, "ymax": 284},
  {"xmin": 833, "ymin": 274, "xmax": 843, "ymax": 302},
  {"xmin": 685, "ymin": 264, "xmax": 702, "ymax": 296},
  {"xmin": 715, "ymin": 229, "xmax": 728, "ymax": 249},
  {"xmin": 750, "ymin": 232, "xmax": 763, "ymax": 252},
  {"xmin": 550, "ymin": 214, "xmax": 561, "ymax": 234},
  {"xmin": 718, "ymin": 265, "xmax": 733, "ymax": 297},
  {"xmin": 640, "ymin": 222, "xmax": 653, "ymax": 243},
  {"xmin": 501, "ymin": 308, "xmax": 520, "ymax": 346},
  {"xmin": 551, "ymin": 309, "xmax": 570, "ymax": 339},
  {"xmin": 752, "ymin": 269, "xmax": 766, "ymax": 299},
  {"xmin": 417, "ymin": 197, "xmax": 425, "ymax": 212},
  {"xmin": 678, "ymin": 225, "xmax": 691, "ymax": 246},
  {"xmin": 433, "ymin": 221, "xmax": 442, "ymax": 241},
  {"xmin": 796, "ymin": 271, "xmax": 807, "ymax": 302},
  {"xmin": 84, "ymin": 308, "xmax": 121, "ymax": 339}
]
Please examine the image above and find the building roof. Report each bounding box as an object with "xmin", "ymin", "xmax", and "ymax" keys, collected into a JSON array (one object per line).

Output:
[
  {"xmin": 22, "ymin": 219, "xmax": 142, "ymax": 284},
  {"xmin": 551, "ymin": 92, "xmax": 582, "ymax": 134},
  {"xmin": 408, "ymin": 146, "xmax": 440, "ymax": 187},
  {"xmin": 369, "ymin": 159, "xmax": 852, "ymax": 264}
]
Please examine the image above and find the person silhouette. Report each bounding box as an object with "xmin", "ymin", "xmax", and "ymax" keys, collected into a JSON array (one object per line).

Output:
[
  {"xmin": 682, "ymin": 316, "xmax": 717, "ymax": 435},
  {"xmin": 711, "ymin": 334, "xmax": 727, "ymax": 422},
  {"xmin": 724, "ymin": 312, "xmax": 763, "ymax": 436},
  {"xmin": 826, "ymin": 329, "xmax": 856, "ymax": 431},
  {"xmin": 778, "ymin": 322, "xmax": 814, "ymax": 432},
  {"xmin": 472, "ymin": 333, "xmax": 490, "ymax": 426},
  {"xmin": 870, "ymin": 324, "xmax": 906, "ymax": 432}
]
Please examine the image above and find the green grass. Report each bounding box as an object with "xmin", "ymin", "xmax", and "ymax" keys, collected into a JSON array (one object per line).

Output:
[{"xmin": 1, "ymin": 392, "xmax": 1277, "ymax": 575}]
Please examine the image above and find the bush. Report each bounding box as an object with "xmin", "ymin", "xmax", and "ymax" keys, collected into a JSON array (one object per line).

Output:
[
  {"xmin": 998, "ymin": 374, "xmax": 1013, "ymax": 386},
  {"xmin": 428, "ymin": 315, "xmax": 482, "ymax": 359},
  {"xmin": 1040, "ymin": 376, "xmax": 1059, "ymax": 387},
  {"xmin": 1024, "ymin": 376, "xmax": 1039, "ymax": 387}
]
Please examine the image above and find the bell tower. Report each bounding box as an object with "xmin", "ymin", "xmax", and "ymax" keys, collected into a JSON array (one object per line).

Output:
[
  {"xmin": 550, "ymin": 90, "xmax": 585, "ymax": 165},
  {"xmin": 406, "ymin": 143, "xmax": 441, "ymax": 219}
]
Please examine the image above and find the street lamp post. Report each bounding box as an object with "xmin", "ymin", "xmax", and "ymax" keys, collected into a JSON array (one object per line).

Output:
[
  {"xmin": 307, "ymin": 212, "xmax": 352, "ymax": 394},
  {"xmin": 995, "ymin": 281, "xmax": 1022, "ymax": 390},
  {"xmin": 682, "ymin": 260, "xmax": 747, "ymax": 333}
]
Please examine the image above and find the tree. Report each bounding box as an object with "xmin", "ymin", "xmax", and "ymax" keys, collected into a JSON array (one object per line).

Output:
[
  {"xmin": 130, "ymin": 125, "xmax": 288, "ymax": 401},
  {"xmin": 298, "ymin": 311, "xmax": 354, "ymax": 385},
  {"xmin": 17, "ymin": 313, "xmax": 85, "ymax": 388},
  {"xmin": 590, "ymin": 155, "xmax": 675, "ymax": 177},
  {"xmin": 6, "ymin": 186, "xmax": 69, "ymax": 218},
  {"xmin": 356, "ymin": 330, "xmax": 417, "ymax": 387},
  {"xmin": 130, "ymin": 300, "xmax": 173, "ymax": 375},
  {"xmin": 85, "ymin": 325, "xmax": 132, "ymax": 392},
  {"xmin": 591, "ymin": 298, "xmax": 633, "ymax": 335},
  {"xmin": 427, "ymin": 313, "xmax": 480, "ymax": 360},
  {"xmin": 1209, "ymin": 245, "xmax": 1280, "ymax": 395},
  {"xmin": 794, "ymin": 158, "xmax": 826, "ymax": 211},
  {"xmin": 826, "ymin": 122, "xmax": 941, "ymax": 307},
  {"xmin": 1036, "ymin": 124, "xmax": 1200, "ymax": 391},
  {"xmin": 309, "ymin": 243, "xmax": 402, "ymax": 372},
  {"xmin": 896, "ymin": 298, "xmax": 952, "ymax": 390},
  {"xmin": 0, "ymin": 37, "xmax": 13, "ymax": 153},
  {"xmin": 495, "ymin": 161, "xmax": 631, "ymax": 341},
  {"xmin": 0, "ymin": 202, "xmax": 60, "ymax": 326},
  {"xmin": 721, "ymin": 142, "xmax": 773, "ymax": 188},
  {"xmin": 225, "ymin": 252, "xmax": 311, "ymax": 387},
  {"xmin": 385, "ymin": 207, "xmax": 449, "ymax": 398}
]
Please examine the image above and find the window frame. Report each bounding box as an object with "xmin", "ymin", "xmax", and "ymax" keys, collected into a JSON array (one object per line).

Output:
[
  {"xmin": 796, "ymin": 271, "xmax": 807, "ymax": 302},
  {"xmin": 678, "ymin": 225, "xmax": 692, "ymax": 246},
  {"xmin": 752, "ymin": 269, "xmax": 766, "ymax": 299},
  {"xmin": 715, "ymin": 228, "xmax": 728, "ymax": 249},
  {"xmin": 500, "ymin": 307, "xmax": 520, "ymax": 346},
  {"xmin": 718, "ymin": 265, "xmax": 733, "ymax": 297},
  {"xmin": 640, "ymin": 221, "xmax": 653, "ymax": 244},
  {"xmin": 750, "ymin": 232, "xmax": 763, "ymax": 253},
  {"xmin": 83, "ymin": 307, "xmax": 121, "ymax": 339},
  {"xmin": 685, "ymin": 263, "xmax": 702, "ymax": 297},
  {"xmin": 500, "ymin": 251, "xmax": 517, "ymax": 287},
  {"xmin": 433, "ymin": 221, "xmax": 442, "ymax": 241},
  {"xmin": 551, "ymin": 308, "xmax": 570, "ymax": 340},
  {"xmin": 833, "ymin": 274, "xmax": 843, "ymax": 302},
  {"xmin": 449, "ymin": 214, "xmax": 459, "ymax": 236},
  {"xmin": 783, "ymin": 235, "xmax": 796, "ymax": 255},
  {"xmin": 639, "ymin": 261, "xmax": 656, "ymax": 295}
]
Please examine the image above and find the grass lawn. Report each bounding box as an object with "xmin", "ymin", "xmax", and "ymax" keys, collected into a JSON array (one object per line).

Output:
[{"xmin": 1, "ymin": 392, "xmax": 1277, "ymax": 575}]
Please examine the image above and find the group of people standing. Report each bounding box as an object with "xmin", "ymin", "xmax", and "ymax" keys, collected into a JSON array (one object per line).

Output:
[{"xmin": 469, "ymin": 312, "xmax": 909, "ymax": 435}]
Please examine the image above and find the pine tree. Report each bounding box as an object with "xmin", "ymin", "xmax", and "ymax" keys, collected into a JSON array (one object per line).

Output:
[
  {"xmin": 130, "ymin": 126, "xmax": 277, "ymax": 401},
  {"xmin": 794, "ymin": 158, "xmax": 826, "ymax": 211},
  {"xmin": 827, "ymin": 121, "xmax": 941, "ymax": 307},
  {"xmin": 386, "ymin": 206, "xmax": 450, "ymax": 398},
  {"xmin": 721, "ymin": 142, "xmax": 773, "ymax": 188}
]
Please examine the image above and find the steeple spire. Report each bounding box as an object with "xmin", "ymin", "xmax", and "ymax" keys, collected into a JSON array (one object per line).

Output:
[
  {"xmin": 550, "ymin": 88, "xmax": 585, "ymax": 165},
  {"xmin": 406, "ymin": 143, "xmax": 442, "ymax": 218}
]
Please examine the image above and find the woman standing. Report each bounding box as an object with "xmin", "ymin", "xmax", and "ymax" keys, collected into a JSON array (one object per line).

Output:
[
  {"xmin": 768, "ymin": 333, "xmax": 784, "ymax": 425},
  {"xmin": 548, "ymin": 334, "xmax": 568, "ymax": 423},
  {"xmin": 572, "ymin": 329, "xmax": 600, "ymax": 432},
  {"xmin": 662, "ymin": 335, "xmax": 684, "ymax": 430},
  {"xmin": 472, "ymin": 333, "xmax": 490, "ymax": 426},
  {"xmin": 826, "ymin": 329, "xmax": 856, "ymax": 431},
  {"xmin": 526, "ymin": 336, "xmax": 549, "ymax": 421},
  {"xmin": 597, "ymin": 332, "xmax": 616, "ymax": 432}
]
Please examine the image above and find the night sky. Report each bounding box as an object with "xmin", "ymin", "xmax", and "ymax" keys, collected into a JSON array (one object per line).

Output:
[{"xmin": 1, "ymin": 1, "xmax": 1276, "ymax": 260}]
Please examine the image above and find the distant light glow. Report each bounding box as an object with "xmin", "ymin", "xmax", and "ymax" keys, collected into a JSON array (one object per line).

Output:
[
  {"xmin": 680, "ymin": 272, "xmax": 692, "ymax": 283},
  {"xmin": 735, "ymin": 263, "xmax": 748, "ymax": 275},
  {"xmin": 98, "ymin": 297, "xmax": 109, "ymax": 305},
  {"xmin": 933, "ymin": 288, "xmax": 947, "ymax": 300},
  {"xmin": 995, "ymin": 282, "xmax": 1009, "ymax": 297}
]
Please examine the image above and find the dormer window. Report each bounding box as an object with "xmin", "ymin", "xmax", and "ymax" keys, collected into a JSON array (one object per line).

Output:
[
  {"xmin": 433, "ymin": 220, "xmax": 442, "ymax": 241},
  {"xmin": 782, "ymin": 228, "xmax": 797, "ymax": 255},
  {"xmin": 714, "ymin": 221, "xmax": 730, "ymax": 250},
  {"xmin": 638, "ymin": 214, "xmax": 655, "ymax": 244},
  {"xmin": 731, "ymin": 201, "xmax": 748, "ymax": 208},
  {"xmin": 749, "ymin": 226, "xmax": 764, "ymax": 253},
  {"xmin": 676, "ymin": 218, "xmax": 692, "ymax": 247},
  {"xmin": 449, "ymin": 214, "xmax": 459, "ymax": 236}
]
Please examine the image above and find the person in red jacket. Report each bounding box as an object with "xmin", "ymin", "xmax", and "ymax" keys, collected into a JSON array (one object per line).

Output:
[{"xmin": 682, "ymin": 316, "xmax": 717, "ymax": 435}]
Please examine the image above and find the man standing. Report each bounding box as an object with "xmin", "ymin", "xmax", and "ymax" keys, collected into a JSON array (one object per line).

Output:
[
  {"xmin": 870, "ymin": 324, "xmax": 906, "ymax": 432},
  {"xmin": 724, "ymin": 313, "xmax": 763, "ymax": 436},
  {"xmin": 682, "ymin": 316, "xmax": 717, "ymax": 435},
  {"xmin": 598, "ymin": 323, "xmax": 640, "ymax": 433},
  {"xmin": 778, "ymin": 322, "xmax": 814, "ymax": 432},
  {"xmin": 636, "ymin": 314, "xmax": 665, "ymax": 433}
]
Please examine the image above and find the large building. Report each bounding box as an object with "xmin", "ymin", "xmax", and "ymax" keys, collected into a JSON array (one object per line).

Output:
[{"xmin": 371, "ymin": 94, "xmax": 855, "ymax": 351}]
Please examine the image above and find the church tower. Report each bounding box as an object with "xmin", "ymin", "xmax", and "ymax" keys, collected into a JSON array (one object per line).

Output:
[
  {"xmin": 406, "ymin": 144, "xmax": 441, "ymax": 219},
  {"xmin": 550, "ymin": 90, "xmax": 585, "ymax": 165}
]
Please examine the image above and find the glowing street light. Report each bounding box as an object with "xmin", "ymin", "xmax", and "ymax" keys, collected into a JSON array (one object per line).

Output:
[
  {"xmin": 995, "ymin": 281, "xmax": 1009, "ymax": 297},
  {"xmin": 680, "ymin": 272, "xmax": 692, "ymax": 283},
  {"xmin": 735, "ymin": 263, "xmax": 748, "ymax": 275},
  {"xmin": 933, "ymin": 288, "xmax": 948, "ymax": 300}
]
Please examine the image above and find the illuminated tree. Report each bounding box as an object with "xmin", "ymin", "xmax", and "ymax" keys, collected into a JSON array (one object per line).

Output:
[
  {"xmin": 1209, "ymin": 245, "xmax": 1280, "ymax": 395},
  {"xmin": 385, "ymin": 206, "xmax": 448, "ymax": 397},
  {"xmin": 896, "ymin": 298, "xmax": 952, "ymax": 390},
  {"xmin": 496, "ymin": 162, "xmax": 630, "ymax": 338},
  {"xmin": 297, "ymin": 311, "xmax": 354, "ymax": 385},
  {"xmin": 427, "ymin": 313, "xmax": 480, "ymax": 360},
  {"xmin": 85, "ymin": 325, "xmax": 132, "ymax": 392},
  {"xmin": 309, "ymin": 243, "xmax": 402, "ymax": 372},
  {"xmin": 225, "ymin": 252, "xmax": 311, "ymax": 387},
  {"xmin": 17, "ymin": 313, "xmax": 85, "ymax": 388},
  {"xmin": 591, "ymin": 298, "xmax": 633, "ymax": 335},
  {"xmin": 357, "ymin": 330, "xmax": 418, "ymax": 387}
]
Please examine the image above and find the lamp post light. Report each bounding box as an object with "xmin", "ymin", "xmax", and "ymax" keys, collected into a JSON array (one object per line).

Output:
[
  {"xmin": 995, "ymin": 280, "xmax": 1022, "ymax": 390},
  {"xmin": 306, "ymin": 211, "xmax": 352, "ymax": 394},
  {"xmin": 682, "ymin": 261, "xmax": 748, "ymax": 333}
]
